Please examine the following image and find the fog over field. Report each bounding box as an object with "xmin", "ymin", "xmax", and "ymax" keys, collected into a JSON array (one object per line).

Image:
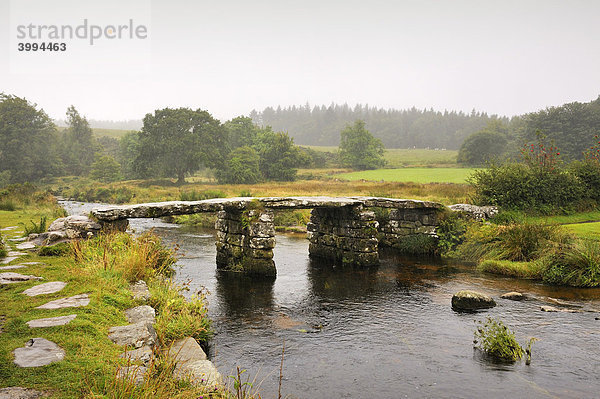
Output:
[{"xmin": 1, "ymin": 0, "xmax": 599, "ymax": 121}]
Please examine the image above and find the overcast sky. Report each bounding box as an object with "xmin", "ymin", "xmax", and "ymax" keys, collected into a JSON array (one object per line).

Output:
[{"xmin": 1, "ymin": 0, "xmax": 599, "ymax": 122}]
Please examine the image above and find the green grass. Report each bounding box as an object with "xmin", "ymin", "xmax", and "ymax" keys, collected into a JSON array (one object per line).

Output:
[
  {"xmin": 334, "ymin": 167, "xmax": 477, "ymax": 184},
  {"xmin": 477, "ymin": 259, "xmax": 544, "ymax": 279},
  {"xmin": 563, "ymin": 222, "xmax": 600, "ymax": 241},
  {"xmin": 303, "ymin": 146, "xmax": 458, "ymax": 167}
]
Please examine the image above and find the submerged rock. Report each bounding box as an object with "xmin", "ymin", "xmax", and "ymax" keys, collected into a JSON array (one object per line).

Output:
[
  {"xmin": 541, "ymin": 306, "xmax": 583, "ymax": 313},
  {"xmin": 452, "ymin": 290, "xmax": 496, "ymax": 311},
  {"xmin": 500, "ymin": 292, "xmax": 525, "ymax": 301}
]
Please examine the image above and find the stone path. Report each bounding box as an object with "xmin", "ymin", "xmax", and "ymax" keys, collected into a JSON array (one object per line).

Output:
[
  {"xmin": 13, "ymin": 338, "xmax": 65, "ymax": 367},
  {"xmin": 1, "ymin": 257, "xmax": 19, "ymax": 265},
  {"xmin": 0, "ymin": 265, "xmax": 26, "ymax": 270},
  {"xmin": 7, "ymin": 251, "xmax": 27, "ymax": 257},
  {"xmin": 15, "ymin": 242, "xmax": 36, "ymax": 250},
  {"xmin": 0, "ymin": 272, "xmax": 43, "ymax": 284},
  {"xmin": 22, "ymin": 282, "xmax": 67, "ymax": 297},
  {"xmin": 0, "ymin": 387, "xmax": 45, "ymax": 398},
  {"xmin": 27, "ymin": 315, "xmax": 77, "ymax": 328},
  {"xmin": 36, "ymin": 294, "xmax": 90, "ymax": 309}
]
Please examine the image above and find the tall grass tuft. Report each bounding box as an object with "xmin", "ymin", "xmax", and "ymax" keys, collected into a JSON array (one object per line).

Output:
[
  {"xmin": 148, "ymin": 279, "xmax": 212, "ymax": 345},
  {"xmin": 474, "ymin": 317, "xmax": 535, "ymax": 362},
  {"xmin": 542, "ymin": 240, "xmax": 600, "ymax": 287},
  {"xmin": 20, "ymin": 216, "xmax": 47, "ymax": 236}
]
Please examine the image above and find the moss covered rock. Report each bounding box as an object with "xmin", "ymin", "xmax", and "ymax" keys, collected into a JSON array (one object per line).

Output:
[{"xmin": 452, "ymin": 290, "xmax": 496, "ymax": 311}]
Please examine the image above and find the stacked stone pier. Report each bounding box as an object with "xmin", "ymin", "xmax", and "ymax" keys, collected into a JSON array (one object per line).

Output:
[{"xmin": 91, "ymin": 196, "xmax": 446, "ymax": 275}]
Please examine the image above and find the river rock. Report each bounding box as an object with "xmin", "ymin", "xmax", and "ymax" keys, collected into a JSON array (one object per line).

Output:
[
  {"xmin": 36, "ymin": 294, "xmax": 90, "ymax": 309},
  {"xmin": 125, "ymin": 306, "xmax": 155, "ymax": 324},
  {"xmin": 13, "ymin": 338, "xmax": 65, "ymax": 367},
  {"xmin": 108, "ymin": 322, "xmax": 157, "ymax": 348},
  {"xmin": 130, "ymin": 280, "xmax": 151, "ymax": 301},
  {"xmin": 452, "ymin": 290, "xmax": 496, "ymax": 311},
  {"xmin": 22, "ymin": 282, "xmax": 67, "ymax": 297},
  {"xmin": 168, "ymin": 337, "xmax": 221, "ymax": 386},
  {"xmin": 27, "ymin": 315, "xmax": 77, "ymax": 328},
  {"xmin": 500, "ymin": 292, "xmax": 524, "ymax": 301},
  {"xmin": 0, "ymin": 272, "xmax": 43, "ymax": 284},
  {"xmin": 120, "ymin": 345, "xmax": 153, "ymax": 365},
  {"xmin": 0, "ymin": 387, "xmax": 45, "ymax": 398},
  {"xmin": 541, "ymin": 306, "xmax": 583, "ymax": 313}
]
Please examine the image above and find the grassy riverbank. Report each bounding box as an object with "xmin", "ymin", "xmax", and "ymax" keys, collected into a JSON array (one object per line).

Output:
[{"xmin": 0, "ymin": 193, "xmax": 261, "ymax": 398}]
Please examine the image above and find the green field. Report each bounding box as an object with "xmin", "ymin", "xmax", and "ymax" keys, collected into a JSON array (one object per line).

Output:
[
  {"xmin": 57, "ymin": 126, "xmax": 133, "ymax": 139},
  {"xmin": 334, "ymin": 167, "xmax": 475, "ymax": 184},
  {"xmin": 302, "ymin": 146, "xmax": 458, "ymax": 167},
  {"xmin": 563, "ymin": 222, "xmax": 600, "ymax": 240}
]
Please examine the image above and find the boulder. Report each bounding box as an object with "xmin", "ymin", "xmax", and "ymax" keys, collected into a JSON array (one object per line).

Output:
[
  {"xmin": 452, "ymin": 290, "xmax": 496, "ymax": 311},
  {"xmin": 449, "ymin": 204, "xmax": 498, "ymax": 221},
  {"xmin": 125, "ymin": 306, "xmax": 156, "ymax": 324},
  {"xmin": 29, "ymin": 215, "xmax": 103, "ymax": 247},
  {"xmin": 120, "ymin": 345, "xmax": 153, "ymax": 365},
  {"xmin": 116, "ymin": 366, "xmax": 147, "ymax": 385},
  {"xmin": 13, "ymin": 338, "xmax": 65, "ymax": 367},
  {"xmin": 167, "ymin": 337, "xmax": 221, "ymax": 386},
  {"xmin": 500, "ymin": 292, "xmax": 525, "ymax": 301},
  {"xmin": 108, "ymin": 322, "xmax": 157, "ymax": 348}
]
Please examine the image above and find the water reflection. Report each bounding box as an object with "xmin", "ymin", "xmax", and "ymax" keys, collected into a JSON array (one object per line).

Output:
[{"xmin": 215, "ymin": 273, "xmax": 276, "ymax": 317}]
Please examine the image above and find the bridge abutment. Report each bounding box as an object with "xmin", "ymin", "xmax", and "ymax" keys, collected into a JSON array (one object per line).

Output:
[
  {"xmin": 215, "ymin": 208, "xmax": 277, "ymax": 276},
  {"xmin": 307, "ymin": 206, "xmax": 379, "ymax": 266}
]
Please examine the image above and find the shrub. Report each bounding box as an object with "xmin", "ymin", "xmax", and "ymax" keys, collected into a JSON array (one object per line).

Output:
[
  {"xmin": 571, "ymin": 159, "xmax": 600, "ymax": 202},
  {"xmin": 436, "ymin": 211, "xmax": 468, "ymax": 254},
  {"xmin": 474, "ymin": 317, "xmax": 535, "ymax": 362},
  {"xmin": 542, "ymin": 240, "xmax": 600, "ymax": 287},
  {"xmin": 490, "ymin": 210, "xmax": 525, "ymax": 225}
]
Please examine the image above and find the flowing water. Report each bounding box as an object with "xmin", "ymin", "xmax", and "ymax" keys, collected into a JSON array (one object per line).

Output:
[{"xmin": 63, "ymin": 201, "xmax": 600, "ymax": 398}]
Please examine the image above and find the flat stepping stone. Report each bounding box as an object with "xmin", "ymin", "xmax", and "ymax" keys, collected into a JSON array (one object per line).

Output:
[
  {"xmin": 16, "ymin": 242, "xmax": 36, "ymax": 250},
  {"xmin": 125, "ymin": 306, "xmax": 155, "ymax": 324},
  {"xmin": 36, "ymin": 294, "xmax": 89, "ymax": 309},
  {"xmin": 0, "ymin": 387, "xmax": 45, "ymax": 398},
  {"xmin": 0, "ymin": 272, "xmax": 43, "ymax": 284},
  {"xmin": 21, "ymin": 262, "xmax": 42, "ymax": 265},
  {"xmin": 7, "ymin": 237, "xmax": 27, "ymax": 242},
  {"xmin": 108, "ymin": 322, "xmax": 157, "ymax": 348},
  {"xmin": 1, "ymin": 257, "xmax": 18, "ymax": 265},
  {"xmin": 0, "ymin": 226, "xmax": 18, "ymax": 231},
  {"xmin": 22, "ymin": 282, "xmax": 67, "ymax": 297},
  {"xmin": 0, "ymin": 265, "xmax": 26, "ymax": 270},
  {"xmin": 27, "ymin": 315, "xmax": 77, "ymax": 328},
  {"xmin": 7, "ymin": 251, "xmax": 27, "ymax": 257},
  {"xmin": 13, "ymin": 338, "xmax": 65, "ymax": 367}
]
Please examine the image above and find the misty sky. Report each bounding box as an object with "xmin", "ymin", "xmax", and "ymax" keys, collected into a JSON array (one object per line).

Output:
[{"xmin": 1, "ymin": 0, "xmax": 599, "ymax": 122}]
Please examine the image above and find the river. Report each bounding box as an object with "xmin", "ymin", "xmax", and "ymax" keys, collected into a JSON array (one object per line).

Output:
[{"xmin": 62, "ymin": 201, "xmax": 600, "ymax": 398}]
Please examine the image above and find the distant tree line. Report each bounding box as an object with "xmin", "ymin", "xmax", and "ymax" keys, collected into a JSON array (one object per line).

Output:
[
  {"xmin": 250, "ymin": 103, "xmax": 507, "ymax": 149},
  {"xmin": 457, "ymin": 96, "xmax": 600, "ymax": 165}
]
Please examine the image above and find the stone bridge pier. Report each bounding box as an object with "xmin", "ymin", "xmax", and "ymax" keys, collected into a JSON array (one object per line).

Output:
[
  {"xmin": 215, "ymin": 208, "xmax": 277, "ymax": 276},
  {"xmin": 307, "ymin": 206, "xmax": 379, "ymax": 266}
]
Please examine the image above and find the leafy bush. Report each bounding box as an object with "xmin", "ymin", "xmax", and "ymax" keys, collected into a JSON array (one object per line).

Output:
[
  {"xmin": 490, "ymin": 210, "xmax": 525, "ymax": 225},
  {"xmin": 542, "ymin": 240, "xmax": 600, "ymax": 287},
  {"xmin": 474, "ymin": 317, "xmax": 535, "ymax": 362},
  {"xmin": 571, "ymin": 159, "xmax": 600, "ymax": 203},
  {"xmin": 436, "ymin": 211, "xmax": 468, "ymax": 254}
]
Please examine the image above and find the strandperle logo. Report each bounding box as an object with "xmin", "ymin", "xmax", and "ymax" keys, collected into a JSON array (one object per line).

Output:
[{"xmin": 16, "ymin": 19, "xmax": 148, "ymax": 45}]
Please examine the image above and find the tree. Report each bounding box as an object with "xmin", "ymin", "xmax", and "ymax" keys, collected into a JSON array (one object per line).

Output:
[
  {"xmin": 0, "ymin": 94, "xmax": 62, "ymax": 183},
  {"xmin": 338, "ymin": 120, "xmax": 385, "ymax": 170},
  {"xmin": 457, "ymin": 120, "xmax": 508, "ymax": 165},
  {"xmin": 224, "ymin": 116, "xmax": 261, "ymax": 149},
  {"xmin": 254, "ymin": 129, "xmax": 306, "ymax": 181},
  {"xmin": 215, "ymin": 146, "xmax": 262, "ymax": 184},
  {"xmin": 60, "ymin": 106, "xmax": 98, "ymax": 176},
  {"xmin": 134, "ymin": 108, "xmax": 226, "ymax": 184},
  {"xmin": 118, "ymin": 131, "xmax": 141, "ymax": 179},
  {"xmin": 89, "ymin": 155, "xmax": 122, "ymax": 182}
]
